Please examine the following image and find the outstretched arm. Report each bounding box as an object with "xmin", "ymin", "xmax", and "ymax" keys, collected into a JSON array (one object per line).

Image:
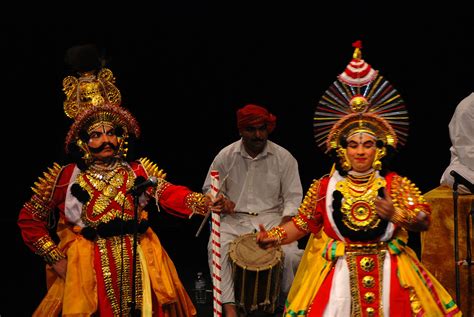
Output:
[
  {"xmin": 256, "ymin": 221, "xmax": 307, "ymax": 250},
  {"xmin": 257, "ymin": 178, "xmax": 324, "ymax": 249}
]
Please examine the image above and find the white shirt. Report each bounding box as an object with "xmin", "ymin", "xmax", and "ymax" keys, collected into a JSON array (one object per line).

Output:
[
  {"xmin": 440, "ymin": 92, "xmax": 474, "ymax": 194},
  {"xmin": 203, "ymin": 139, "xmax": 303, "ymax": 232}
]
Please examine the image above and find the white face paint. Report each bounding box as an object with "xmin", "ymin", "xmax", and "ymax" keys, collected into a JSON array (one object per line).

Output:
[{"xmin": 347, "ymin": 131, "xmax": 376, "ymax": 144}]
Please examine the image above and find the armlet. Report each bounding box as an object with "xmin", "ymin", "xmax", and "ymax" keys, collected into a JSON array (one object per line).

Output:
[
  {"xmin": 390, "ymin": 175, "xmax": 431, "ymax": 226},
  {"xmin": 33, "ymin": 236, "xmax": 66, "ymax": 265},
  {"xmin": 294, "ymin": 178, "xmax": 321, "ymax": 232}
]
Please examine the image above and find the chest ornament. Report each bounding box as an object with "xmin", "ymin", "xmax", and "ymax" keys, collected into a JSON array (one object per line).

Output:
[{"xmin": 336, "ymin": 173, "xmax": 386, "ymax": 231}]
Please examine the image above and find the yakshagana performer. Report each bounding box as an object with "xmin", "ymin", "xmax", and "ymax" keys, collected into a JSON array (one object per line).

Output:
[
  {"xmin": 256, "ymin": 41, "xmax": 462, "ymax": 316},
  {"xmin": 17, "ymin": 45, "xmax": 219, "ymax": 317}
]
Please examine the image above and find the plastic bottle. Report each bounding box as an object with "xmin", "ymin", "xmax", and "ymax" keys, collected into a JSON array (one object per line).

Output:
[{"xmin": 194, "ymin": 272, "xmax": 207, "ymax": 304}]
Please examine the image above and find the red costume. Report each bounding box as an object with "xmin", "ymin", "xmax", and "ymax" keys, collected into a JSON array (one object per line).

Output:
[{"xmin": 18, "ymin": 48, "xmax": 208, "ymax": 316}]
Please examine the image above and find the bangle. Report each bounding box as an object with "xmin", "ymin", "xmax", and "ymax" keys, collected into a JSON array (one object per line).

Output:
[
  {"xmin": 44, "ymin": 248, "xmax": 66, "ymax": 265},
  {"xmin": 185, "ymin": 192, "xmax": 209, "ymax": 216},
  {"xmin": 266, "ymin": 226, "xmax": 287, "ymax": 244},
  {"xmin": 292, "ymin": 214, "xmax": 310, "ymax": 232},
  {"xmin": 390, "ymin": 206, "xmax": 415, "ymax": 227},
  {"xmin": 33, "ymin": 236, "xmax": 66, "ymax": 265}
]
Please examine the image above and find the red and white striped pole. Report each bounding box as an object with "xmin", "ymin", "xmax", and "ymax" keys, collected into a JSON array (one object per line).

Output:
[{"xmin": 209, "ymin": 170, "xmax": 222, "ymax": 317}]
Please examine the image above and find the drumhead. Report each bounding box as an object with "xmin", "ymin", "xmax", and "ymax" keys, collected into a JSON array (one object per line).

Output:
[{"xmin": 229, "ymin": 233, "xmax": 282, "ymax": 270}]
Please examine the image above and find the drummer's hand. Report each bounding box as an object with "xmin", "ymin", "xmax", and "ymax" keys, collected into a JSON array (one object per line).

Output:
[
  {"xmin": 209, "ymin": 194, "xmax": 235, "ymax": 214},
  {"xmin": 256, "ymin": 224, "xmax": 279, "ymax": 250}
]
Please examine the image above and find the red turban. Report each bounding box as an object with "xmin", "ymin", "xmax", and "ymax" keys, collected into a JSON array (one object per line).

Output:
[{"xmin": 236, "ymin": 104, "xmax": 277, "ymax": 133}]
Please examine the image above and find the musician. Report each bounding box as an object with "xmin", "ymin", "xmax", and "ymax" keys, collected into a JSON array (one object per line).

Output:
[
  {"xmin": 440, "ymin": 92, "xmax": 474, "ymax": 194},
  {"xmin": 256, "ymin": 41, "xmax": 461, "ymax": 316},
  {"xmin": 202, "ymin": 104, "xmax": 304, "ymax": 317}
]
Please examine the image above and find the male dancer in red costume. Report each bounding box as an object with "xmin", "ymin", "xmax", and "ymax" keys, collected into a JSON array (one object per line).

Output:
[{"xmin": 18, "ymin": 45, "xmax": 229, "ymax": 317}]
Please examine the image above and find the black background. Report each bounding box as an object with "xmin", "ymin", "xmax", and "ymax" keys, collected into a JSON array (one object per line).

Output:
[{"xmin": 1, "ymin": 4, "xmax": 473, "ymax": 316}]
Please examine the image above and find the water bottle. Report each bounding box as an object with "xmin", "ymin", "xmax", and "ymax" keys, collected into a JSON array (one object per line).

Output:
[{"xmin": 194, "ymin": 272, "xmax": 207, "ymax": 304}]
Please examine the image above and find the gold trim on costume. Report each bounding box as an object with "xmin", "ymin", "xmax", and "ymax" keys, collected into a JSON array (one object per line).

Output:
[
  {"xmin": 77, "ymin": 161, "xmax": 135, "ymax": 226},
  {"xmin": 97, "ymin": 235, "xmax": 143, "ymax": 315},
  {"xmin": 266, "ymin": 226, "xmax": 288, "ymax": 244},
  {"xmin": 389, "ymin": 175, "xmax": 431, "ymax": 229},
  {"xmin": 30, "ymin": 162, "xmax": 63, "ymax": 203},
  {"xmin": 185, "ymin": 192, "xmax": 209, "ymax": 216},
  {"xmin": 154, "ymin": 180, "xmax": 171, "ymax": 202},
  {"xmin": 293, "ymin": 179, "xmax": 322, "ymax": 232},
  {"xmin": 24, "ymin": 162, "xmax": 63, "ymax": 221},
  {"xmin": 63, "ymin": 68, "xmax": 121, "ymax": 119},
  {"xmin": 336, "ymin": 174, "xmax": 385, "ymax": 231},
  {"xmin": 33, "ymin": 235, "xmax": 66, "ymax": 265},
  {"xmin": 138, "ymin": 157, "xmax": 167, "ymax": 180},
  {"xmin": 346, "ymin": 242, "xmax": 387, "ymax": 317},
  {"xmin": 23, "ymin": 196, "xmax": 52, "ymax": 221}
]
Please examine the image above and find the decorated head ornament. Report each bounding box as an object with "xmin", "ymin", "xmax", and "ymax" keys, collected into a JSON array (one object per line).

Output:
[
  {"xmin": 314, "ymin": 41, "xmax": 409, "ymax": 170},
  {"xmin": 62, "ymin": 44, "xmax": 140, "ymax": 161},
  {"xmin": 237, "ymin": 104, "xmax": 277, "ymax": 133},
  {"xmin": 62, "ymin": 44, "xmax": 122, "ymax": 119}
]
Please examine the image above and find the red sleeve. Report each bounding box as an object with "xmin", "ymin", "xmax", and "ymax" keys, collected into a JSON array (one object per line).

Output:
[
  {"xmin": 17, "ymin": 164, "xmax": 74, "ymax": 256},
  {"xmin": 130, "ymin": 161, "xmax": 201, "ymax": 218},
  {"xmin": 158, "ymin": 184, "xmax": 195, "ymax": 218},
  {"xmin": 308, "ymin": 177, "xmax": 328, "ymax": 234}
]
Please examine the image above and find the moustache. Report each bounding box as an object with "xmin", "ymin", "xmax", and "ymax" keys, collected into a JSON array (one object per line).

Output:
[{"xmin": 89, "ymin": 142, "xmax": 117, "ymax": 153}]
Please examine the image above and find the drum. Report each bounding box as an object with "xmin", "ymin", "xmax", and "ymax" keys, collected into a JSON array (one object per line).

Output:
[{"xmin": 229, "ymin": 232, "xmax": 284, "ymax": 314}]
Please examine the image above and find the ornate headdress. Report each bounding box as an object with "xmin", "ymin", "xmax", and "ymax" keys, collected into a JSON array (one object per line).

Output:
[
  {"xmin": 62, "ymin": 45, "xmax": 140, "ymax": 162},
  {"xmin": 63, "ymin": 67, "xmax": 122, "ymax": 119},
  {"xmin": 314, "ymin": 41, "xmax": 409, "ymax": 170}
]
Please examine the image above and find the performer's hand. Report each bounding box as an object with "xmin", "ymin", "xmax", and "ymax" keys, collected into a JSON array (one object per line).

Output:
[
  {"xmin": 255, "ymin": 224, "xmax": 279, "ymax": 249},
  {"xmin": 52, "ymin": 258, "xmax": 68, "ymax": 279},
  {"xmin": 210, "ymin": 194, "xmax": 235, "ymax": 214},
  {"xmin": 375, "ymin": 188, "xmax": 395, "ymax": 220}
]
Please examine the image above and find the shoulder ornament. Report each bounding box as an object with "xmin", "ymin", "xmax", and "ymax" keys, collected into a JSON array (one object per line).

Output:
[
  {"xmin": 390, "ymin": 175, "xmax": 431, "ymax": 227},
  {"xmin": 293, "ymin": 178, "xmax": 322, "ymax": 232},
  {"xmin": 138, "ymin": 157, "xmax": 167, "ymax": 180},
  {"xmin": 24, "ymin": 163, "xmax": 64, "ymax": 221},
  {"xmin": 31, "ymin": 162, "xmax": 63, "ymax": 201}
]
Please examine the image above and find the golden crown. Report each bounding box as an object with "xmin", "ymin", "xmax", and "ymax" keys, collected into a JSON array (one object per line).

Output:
[{"xmin": 62, "ymin": 68, "xmax": 121, "ymax": 119}]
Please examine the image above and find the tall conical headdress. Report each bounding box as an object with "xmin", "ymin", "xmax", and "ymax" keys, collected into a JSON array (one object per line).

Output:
[{"xmin": 314, "ymin": 40, "xmax": 409, "ymax": 153}]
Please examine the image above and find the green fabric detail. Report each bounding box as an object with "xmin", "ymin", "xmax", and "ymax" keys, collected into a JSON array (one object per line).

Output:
[
  {"xmin": 388, "ymin": 241, "xmax": 401, "ymax": 255},
  {"xmin": 444, "ymin": 299, "xmax": 456, "ymax": 309}
]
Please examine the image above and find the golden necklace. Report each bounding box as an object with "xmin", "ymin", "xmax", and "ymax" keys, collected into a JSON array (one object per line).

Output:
[{"xmin": 336, "ymin": 172, "xmax": 386, "ymax": 231}]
